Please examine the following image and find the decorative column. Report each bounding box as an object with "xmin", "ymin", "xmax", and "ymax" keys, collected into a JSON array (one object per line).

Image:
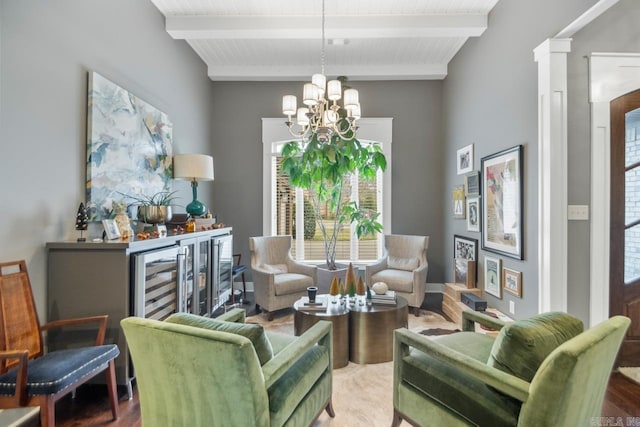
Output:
[{"xmin": 534, "ymin": 38, "xmax": 572, "ymax": 313}]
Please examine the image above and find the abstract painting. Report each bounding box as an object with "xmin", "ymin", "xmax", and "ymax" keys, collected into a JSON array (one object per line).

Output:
[{"xmin": 86, "ymin": 72, "xmax": 173, "ymax": 220}]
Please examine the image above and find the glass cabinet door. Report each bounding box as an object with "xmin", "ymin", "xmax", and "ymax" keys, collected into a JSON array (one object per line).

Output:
[{"xmin": 198, "ymin": 239, "xmax": 211, "ymax": 316}]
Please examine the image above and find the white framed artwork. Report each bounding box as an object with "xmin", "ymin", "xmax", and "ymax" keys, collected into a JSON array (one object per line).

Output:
[
  {"xmin": 484, "ymin": 256, "xmax": 502, "ymax": 299},
  {"xmin": 457, "ymin": 144, "xmax": 474, "ymax": 175}
]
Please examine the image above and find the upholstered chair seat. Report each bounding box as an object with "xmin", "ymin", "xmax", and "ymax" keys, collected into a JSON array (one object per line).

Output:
[
  {"xmin": 121, "ymin": 309, "xmax": 334, "ymax": 427},
  {"xmin": 366, "ymin": 234, "xmax": 429, "ymax": 312},
  {"xmin": 392, "ymin": 310, "xmax": 630, "ymax": 427},
  {"xmin": 250, "ymin": 236, "xmax": 317, "ymax": 320}
]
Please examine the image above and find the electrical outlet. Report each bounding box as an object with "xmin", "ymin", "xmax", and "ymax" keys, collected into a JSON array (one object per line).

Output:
[
  {"xmin": 568, "ymin": 205, "xmax": 589, "ymax": 220},
  {"xmin": 509, "ymin": 300, "xmax": 515, "ymax": 315}
]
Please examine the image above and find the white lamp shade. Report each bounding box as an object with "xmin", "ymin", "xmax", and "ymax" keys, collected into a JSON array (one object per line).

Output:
[
  {"xmin": 344, "ymin": 88, "xmax": 359, "ymax": 108},
  {"xmin": 173, "ymin": 154, "xmax": 214, "ymax": 181},
  {"xmin": 348, "ymin": 103, "xmax": 361, "ymax": 120},
  {"xmin": 297, "ymin": 107, "xmax": 310, "ymax": 126},
  {"xmin": 312, "ymin": 73, "xmax": 326, "ymax": 97},
  {"xmin": 327, "ymin": 80, "xmax": 341, "ymax": 101},
  {"xmin": 282, "ymin": 95, "xmax": 297, "ymax": 116},
  {"xmin": 303, "ymin": 83, "xmax": 319, "ymax": 106}
]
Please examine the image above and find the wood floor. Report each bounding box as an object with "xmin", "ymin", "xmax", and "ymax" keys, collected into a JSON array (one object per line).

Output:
[
  {"xmin": 24, "ymin": 294, "xmax": 640, "ymax": 426},
  {"xmin": 21, "ymin": 371, "xmax": 634, "ymax": 426}
]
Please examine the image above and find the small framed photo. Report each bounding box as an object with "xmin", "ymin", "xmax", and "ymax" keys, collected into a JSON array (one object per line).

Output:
[
  {"xmin": 465, "ymin": 171, "xmax": 480, "ymax": 195},
  {"xmin": 466, "ymin": 196, "xmax": 480, "ymax": 232},
  {"xmin": 484, "ymin": 256, "xmax": 502, "ymax": 299},
  {"xmin": 102, "ymin": 219, "xmax": 121, "ymax": 240},
  {"xmin": 454, "ymin": 258, "xmax": 477, "ymax": 288},
  {"xmin": 457, "ymin": 144, "xmax": 474, "ymax": 175},
  {"xmin": 453, "ymin": 185, "xmax": 466, "ymax": 219},
  {"xmin": 503, "ymin": 268, "xmax": 522, "ymax": 297},
  {"xmin": 453, "ymin": 235, "xmax": 478, "ymax": 283}
]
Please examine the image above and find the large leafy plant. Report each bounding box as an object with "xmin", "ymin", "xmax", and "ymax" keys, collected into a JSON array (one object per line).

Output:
[{"xmin": 280, "ymin": 116, "xmax": 387, "ymax": 270}]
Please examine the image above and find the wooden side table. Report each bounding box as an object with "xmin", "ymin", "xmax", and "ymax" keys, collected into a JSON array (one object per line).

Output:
[
  {"xmin": 349, "ymin": 296, "xmax": 408, "ymax": 364},
  {"xmin": 293, "ymin": 297, "xmax": 350, "ymax": 368}
]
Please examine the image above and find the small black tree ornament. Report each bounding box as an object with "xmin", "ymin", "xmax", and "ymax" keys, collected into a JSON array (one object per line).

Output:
[{"xmin": 75, "ymin": 202, "xmax": 88, "ymax": 242}]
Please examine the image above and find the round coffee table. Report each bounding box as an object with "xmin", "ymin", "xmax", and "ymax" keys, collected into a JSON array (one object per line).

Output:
[
  {"xmin": 293, "ymin": 296, "xmax": 350, "ymax": 368},
  {"xmin": 349, "ymin": 296, "xmax": 408, "ymax": 364}
]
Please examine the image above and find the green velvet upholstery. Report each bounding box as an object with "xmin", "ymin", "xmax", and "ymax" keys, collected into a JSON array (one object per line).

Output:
[
  {"xmin": 166, "ymin": 312, "xmax": 274, "ymax": 365},
  {"xmin": 487, "ymin": 312, "xmax": 584, "ymax": 382},
  {"xmin": 392, "ymin": 310, "xmax": 630, "ymax": 427},
  {"xmin": 121, "ymin": 309, "xmax": 334, "ymax": 427}
]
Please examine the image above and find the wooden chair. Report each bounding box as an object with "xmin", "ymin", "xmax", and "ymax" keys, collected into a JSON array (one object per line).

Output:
[{"xmin": 0, "ymin": 260, "xmax": 120, "ymax": 426}]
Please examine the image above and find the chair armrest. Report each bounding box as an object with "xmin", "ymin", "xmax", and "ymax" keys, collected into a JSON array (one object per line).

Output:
[
  {"xmin": 216, "ymin": 308, "xmax": 246, "ymax": 323},
  {"xmin": 394, "ymin": 328, "xmax": 530, "ymax": 403},
  {"xmin": 461, "ymin": 310, "xmax": 506, "ymax": 332},
  {"xmin": 286, "ymin": 258, "xmax": 317, "ymax": 278},
  {"xmin": 262, "ymin": 320, "xmax": 332, "ymax": 389},
  {"xmin": 0, "ymin": 350, "xmax": 29, "ymax": 405},
  {"xmin": 366, "ymin": 257, "xmax": 388, "ymax": 279},
  {"xmin": 41, "ymin": 314, "xmax": 108, "ymax": 345}
]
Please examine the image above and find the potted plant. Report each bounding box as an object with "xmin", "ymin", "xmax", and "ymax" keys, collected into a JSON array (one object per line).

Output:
[
  {"xmin": 280, "ymin": 112, "xmax": 387, "ymax": 272},
  {"xmin": 122, "ymin": 190, "xmax": 179, "ymax": 224}
]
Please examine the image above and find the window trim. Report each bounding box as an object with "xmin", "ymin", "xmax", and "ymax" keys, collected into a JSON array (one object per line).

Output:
[{"xmin": 262, "ymin": 117, "xmax": 393, "ymax": 262}]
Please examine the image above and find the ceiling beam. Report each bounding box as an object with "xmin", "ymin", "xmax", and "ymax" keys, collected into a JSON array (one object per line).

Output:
[
  {"xmin": 167, "ymin": 14, "xmax": 487, "ymax": 40},
  {"xmin": 206, "ymin": 63, "xmax": 448, "ymax": 81}
]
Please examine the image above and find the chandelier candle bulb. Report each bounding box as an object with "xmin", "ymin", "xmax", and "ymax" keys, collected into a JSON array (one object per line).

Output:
[
  {"xmin": 327, "ymin": 80, "xmax": 341, "ymax": 100},
  {"xmin": 348, "ymin": 103, "xmax": 361, "ymax": 120},
  {"xmin": 282, "ymin": 95, "xmax": 297, "ymax": 116}
]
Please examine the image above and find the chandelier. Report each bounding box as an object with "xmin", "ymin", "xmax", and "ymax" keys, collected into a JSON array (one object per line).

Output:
[{"xmin": 281, "ymin": 0, "xmax": 361, "ymax": 143}]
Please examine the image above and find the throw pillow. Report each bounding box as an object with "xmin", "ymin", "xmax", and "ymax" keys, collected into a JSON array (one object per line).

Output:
[
  {"xmin": 387, "ymin": 256, "xmax": 420, "ymax": 271},
  {"xmin": 166, "ymin": 312, "xmax": 274, "ymax": 365},
  {"xmin": 259, "ymin": 263, "xmax": 288, "ymax": 274},
  {"xmin": 487, "ymin": 311, "xmax": 583, "ymax": 382}
]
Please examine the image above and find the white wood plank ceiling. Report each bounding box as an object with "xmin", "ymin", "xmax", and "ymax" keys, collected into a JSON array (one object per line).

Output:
[{"xmin": 150, "ymin": 0, "xmax": 500, "ymax": 81}]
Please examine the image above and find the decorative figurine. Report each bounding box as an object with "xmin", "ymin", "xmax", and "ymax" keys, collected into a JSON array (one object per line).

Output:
[{"xmin": 75, "ymin": 202, "xmax": 88, "ymax": 242}]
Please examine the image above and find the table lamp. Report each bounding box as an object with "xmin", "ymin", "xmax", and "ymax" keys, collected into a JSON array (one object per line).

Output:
[{"xmin": 173, "ymin": 153, "xmax": 214, "ymax": 217}]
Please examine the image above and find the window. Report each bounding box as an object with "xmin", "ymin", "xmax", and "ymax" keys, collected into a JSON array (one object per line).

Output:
[{"xmin": 262, "ymin": 118, "xmax": 392, "ymax": 265}]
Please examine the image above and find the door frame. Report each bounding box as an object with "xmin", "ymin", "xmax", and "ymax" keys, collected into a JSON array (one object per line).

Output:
[{"xmin": 590, "ymin": 53, "xmax": 640, "ymax": 326}]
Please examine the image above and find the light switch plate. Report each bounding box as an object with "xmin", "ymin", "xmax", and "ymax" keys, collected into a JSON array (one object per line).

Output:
[
  {"xmin": 509, "ymin": 300, "xmax": 515, "ymax": 315},
  {"xmin": 568, "ymin": 205, "xmax": 589, "ymax": 221}
]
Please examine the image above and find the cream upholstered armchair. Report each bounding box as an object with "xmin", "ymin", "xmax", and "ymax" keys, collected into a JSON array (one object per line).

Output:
[
  {"xmin": 250, "ymin": 236, "xmax": 317, "ymax": 320},
  {"xmin": 365, "ymin": 234, "xmax": 429, "ymax": 313}
]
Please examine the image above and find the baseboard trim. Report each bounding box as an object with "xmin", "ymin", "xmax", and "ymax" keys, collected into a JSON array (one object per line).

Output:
[{"xmin": 238, "ymin": 281, "xmax": 445, "ymax": 294}]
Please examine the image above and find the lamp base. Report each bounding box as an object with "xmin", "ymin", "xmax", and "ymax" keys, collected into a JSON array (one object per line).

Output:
[{"xmin": 186, "ymin": 200, "xmax": 206, "ymax": 217}]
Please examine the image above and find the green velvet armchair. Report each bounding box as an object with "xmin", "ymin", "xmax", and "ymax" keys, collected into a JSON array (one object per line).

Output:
[
  {"xmin": 392, "ymin": 310, "xmax": 630, "ymax": 427},
  {"xmin": 121, "ymin": 309, "xmax": 334, "ymax": 427}
]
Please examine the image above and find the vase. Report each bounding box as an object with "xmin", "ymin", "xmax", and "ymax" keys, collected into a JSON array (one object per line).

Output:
[
  {"xmin": 114, "ymin": 212, "xmax": 132, "ymax": 240},
  {"xmin": 316, "ymin": 263, "xmax": 348, "ymax": 295}
]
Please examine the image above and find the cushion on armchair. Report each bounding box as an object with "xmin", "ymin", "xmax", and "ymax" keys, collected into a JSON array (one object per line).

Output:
[
  {"xmin": 166, "ymin": 313, "xmax": 274, "ymax": 365},
  {"xmin": 487, "ymin": 311, "xmax": 584, "ymax": 382},
  {"xmin": 259, "ymin": 263, "xmax": 288, "ymax": 274},
  {"xmin": 387, "ymin": 256, "xmax": 419, "ymax": 271}
]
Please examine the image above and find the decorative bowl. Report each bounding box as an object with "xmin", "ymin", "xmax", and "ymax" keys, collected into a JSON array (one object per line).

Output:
[{"xmin": 137, "ymin": 205, "xmax": 172, "ymax": 224}]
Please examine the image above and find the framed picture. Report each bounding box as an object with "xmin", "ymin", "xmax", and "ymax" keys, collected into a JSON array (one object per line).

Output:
[
  {"xmin": 503, "ymin": 268, "xmax": 522, "ymax": 297},
  {"xmin": 465, "ymin": 171, "xmax": 480, "ymax": 195},
  {"xmin": 102, "ymin": 219, "xmax": 121, "ymax": 240},
  {"xmin": 481, "ymin": 145, "xmax": 524, "ymax": 259},
  {"xmin": 466, "ymin": 196, "xmax": 480, "ymax": 232},
  {"xmin": 453, "ymin": 235, "xmax": 478, "ymax": 283},
  {"xmin": 454, "ymin": 258, "xmax": 477, "ymax": 288},
  {"xmin": 484, "ymin": 256, "xmax": 502, "ymax": 299},
  {"xmin": 453, "ymin": 185, "xmax": 466, "ymax": 219},
  {"xmin": 457, "ymin": 144, "xmax": 474, "ymax": 175}
]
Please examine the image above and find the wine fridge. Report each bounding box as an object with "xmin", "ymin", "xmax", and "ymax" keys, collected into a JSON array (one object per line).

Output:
[{"xmin": 132, "ymin": 244, "xmax": 186, "ymax": 320}]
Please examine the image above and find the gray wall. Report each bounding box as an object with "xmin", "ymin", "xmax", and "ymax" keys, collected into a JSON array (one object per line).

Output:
[
  {"xmin": 442, "ymin": 0, "xmax": 599, "ymax": 319},
  {"xmin": 566, "ymin": 0, "xmax": 640, "ymax": 320},
  {"xmin": 0, "ymin": 0, "xmax": 215, "ymax": 318},
  {"xmin": 210, "ymin": 81, "xmax": 445, "ymax": 282}
]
